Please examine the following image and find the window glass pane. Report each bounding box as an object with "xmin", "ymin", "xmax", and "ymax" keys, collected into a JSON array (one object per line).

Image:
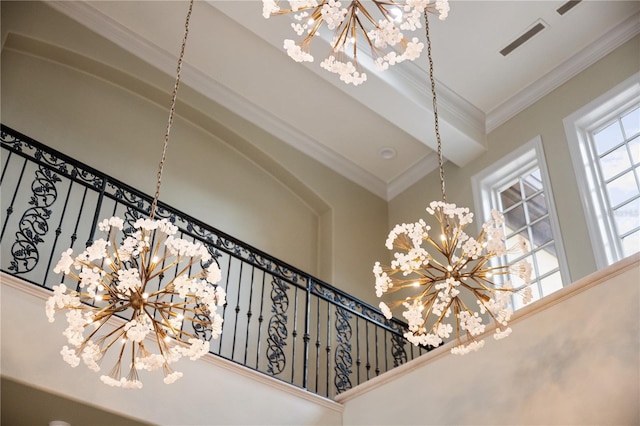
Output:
[
  {"xmin": 504, "ymin": 203, "xmax": 526, "ymax": 232},
  {"xmin": 522, "ymin": 171, "xmax": 542, "ymax": 197},
  {"xmin": 614, "ymin": 198, "xmax": 640, "ymax": 236},
  {"xmin": 600, "ymin": 144, "xmax": 632, "ymax": 180},
  {"xmin": 621, "ymin": 107, "xmax": 640, "ymax": 139},
  {"xmin": 523, "ymin": 169, "xmax": 543, "ymax": 191},
  {"xmin": 500, "ymin": 183, "xmax": 520, "ymax": 210},
  {"xmin": 622, "ymin": 230, "xmax": 640, "ymax": 257},
  {"xmin": 540, "ymin": 271, "xmax": 563, "ymax": 297},
  {"xmin": 536, "ymin": 244, "xmax": 559, "ymax": 276},
  {"xmin": 606, "ymin": 171, "xmax": 639, "ymax": 207},
  {"xmin": 526, "ymin": 193, "xmax": 547, "ymax": 222},
  {"xmin": 629, "ymin": 136, "xmax": 639, "ymax": 165},
  {"xmin": 593, "ymin": 121, "xmax": 624, "ymax": 154},
  {"xmin": 531, "ymin": 217, "xmax": 553, "ymax": 248}
]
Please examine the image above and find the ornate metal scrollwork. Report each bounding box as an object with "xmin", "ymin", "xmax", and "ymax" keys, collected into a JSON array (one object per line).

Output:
[
  {"xmin": 1, "ymin": 130, "xmax": 103, "ymax": 189},
  {"xmin": 266, "ymin": 276, "xmax": 289, "ymax": 375},
  {"xmin": 9, "ymin": 166, "xmax": 60, "ymax": 273},
  {"xmin": 334, "ymin": 306, "xmax": 353, "ymax": 393},
  {"xmin": 122, "ymin": 205, "xmax": 145, "ymax": 235},
  {"xmin": 1, "ymin": 130, "xmax": 27, "ymax": 151},
  {"xmin": 248, "ymin": 252, "xmax": 302, "ymax": 284},
  {"xmin": 192, "ymin": 303, "xmax": 214, "ymax": 341},
  {"xmin": 391, "ymin": 331, "xmax": 408, "ymax": 367}
]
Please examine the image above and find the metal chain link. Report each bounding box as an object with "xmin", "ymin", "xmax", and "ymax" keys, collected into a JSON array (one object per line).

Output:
[
  {"xmin": 423, "ymin": 10, "xmax": 447, "ymax": 203},
  {"xmin": 149, "ymin": 0, "xmax": 194, "ymax": 220}
]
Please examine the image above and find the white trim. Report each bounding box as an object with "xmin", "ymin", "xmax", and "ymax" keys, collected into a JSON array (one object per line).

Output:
[
  {"xmin": 486, "ymin": 11, "xmax": 640, "ymax": 134},
  {"xmin": 471, "ymin": 135, "xmax": 571, "ymax": 286},
  {"xmin": 563, "ymin": 72, "xmax": 640, "ymax": 268}
]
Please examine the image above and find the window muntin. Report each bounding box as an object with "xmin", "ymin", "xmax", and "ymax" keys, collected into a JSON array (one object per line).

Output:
[
  {"xmin": 564, "ymin": 72, "xmax": 640, "ymax": 268},
  {"xmin": 496, "ymin": 166, "xmax": 563, "ymax": 308},
  {"xmin": 591, "ymin": 105, "xmax": 640, "ymax": 258},
  {"xmin": 472, "ymin": 136, "xmax": 569, "ymax": 310}
]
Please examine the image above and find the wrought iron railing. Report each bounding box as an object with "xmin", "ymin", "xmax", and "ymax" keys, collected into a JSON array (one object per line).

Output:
[{"xmin": 0, "ymin": 124, "xmax": 429, "ymax": 398}]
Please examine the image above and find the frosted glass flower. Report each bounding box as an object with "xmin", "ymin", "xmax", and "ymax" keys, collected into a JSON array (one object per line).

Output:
[
  {"xmin": 379, "ymin": 301, "xmax": 393, "ymax": 319},
  {"xmin": 47, "ymin": 216, "xmax": 226, "ymax": 388},
  {"xmin": 284, "ymin": 39, "xmax": 313, "ymax": 62},
  {"xmin": 163, "ymin": 371, "xmax": 183, "ymax": 385},
  {"xmin": 53, "ymin": 249, "xmax": 75, "ymax": 275}
]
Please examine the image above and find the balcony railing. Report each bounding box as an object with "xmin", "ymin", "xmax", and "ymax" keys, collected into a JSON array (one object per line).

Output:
[{"xmin": 0, "ymin": 124, "xmax": 428, "ymax": 399}]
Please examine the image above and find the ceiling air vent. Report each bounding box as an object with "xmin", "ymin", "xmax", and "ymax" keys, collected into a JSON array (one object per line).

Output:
[
  {"xmin": 557, "ymin": 0, "xmax": 582, "ymax": 16},
  {"xmin": 500, "ymin": 21, "xmax": 547, "ymax": 57}
]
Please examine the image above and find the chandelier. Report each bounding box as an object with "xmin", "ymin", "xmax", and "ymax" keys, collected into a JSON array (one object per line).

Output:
[
  {"xmin": 262, "ymin": 0, "xmax": 450, "ymax": 85},
  {"xmin": 45, "ymin": 0, "xmax": 226, "ymax": 388},
  {"xmin": 372, "ymin": 11, "xmax": 534, "ymax": 354}
]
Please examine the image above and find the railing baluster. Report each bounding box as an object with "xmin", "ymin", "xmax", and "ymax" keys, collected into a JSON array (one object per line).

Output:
[
  {"xmin": 365, "ymin": 321, "xmax": 371, "ymax": 381},
  {"xmin": 255, "ymin": 271, "xmax": 267, "ymax": 369},
  {"xmin": 218, "ymin": 254, "xmax": 233, "ymax": 354},
  {"xmin": 325, "ymin": 303, "xmax": 331, "ymax": 397},
  {"xmin": 384, "ymin": 330, "xmax": 389, "ymax": 372},
  {"xmin": 0, "ymin": 149, "xmax": 13, "ymax": 186},
  {"xmin": 315, "ymin": 297, "xmax": 321, "ymax": 394},
  {"xmin": 0, "ymin": 157, "xmax": 27, "ymax": 244},
  {"xmin": 70, "ymin": 186, "xmax": 89, "ymax": 253},
  {"xmin": 291, "ymin": 286, "xmax": 299, "ymax": 384},
  {"xmin": 86, "ymin": 178, "xmax": 107, "ymax": 247},
  {"xmin": 356, "ymin": 318, "xmax": 361, "ymax": 385},
  {"xmin": 244, "ymin": 265, "xmax": 256, "ymax": 366},
  {"xmin": 302, "ymin": 279, "xmax": 311, "ymax": 390},
  {"xmin": 231, "ymin": 262, "xmax": 244, "ymax": 361},
  {"xmin": 374, "ymin": 327, "xmax": 380, "ymax": 376}
]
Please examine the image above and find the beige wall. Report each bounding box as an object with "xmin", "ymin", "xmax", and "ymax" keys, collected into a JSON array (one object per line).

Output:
[
  {"xmin": 341, "ymin": 255, "xmax": 640, "ymax": 425},
  {"xmin": 0, "ymin": 1, "xmax": 389, "ymax": 305},
  {"xmin": 389, "ymin": 34, "xmax": 640, "ymax": 283}
]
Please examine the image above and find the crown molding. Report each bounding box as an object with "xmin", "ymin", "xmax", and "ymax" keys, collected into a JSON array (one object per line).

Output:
[{"xmin": 486, "ymin": 11, "xmax": 640, "ymax": 134}]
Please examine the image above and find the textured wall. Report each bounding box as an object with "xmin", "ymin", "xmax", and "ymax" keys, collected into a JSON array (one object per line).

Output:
[{"xmin": 341, "ymin": 256, "xmax": 640, "ymax": 425}]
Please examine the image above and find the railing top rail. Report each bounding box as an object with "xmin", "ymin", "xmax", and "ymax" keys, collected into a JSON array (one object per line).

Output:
[{"xmin": 1, "ymin": 124, "xmax": 411, "ymax": 335}]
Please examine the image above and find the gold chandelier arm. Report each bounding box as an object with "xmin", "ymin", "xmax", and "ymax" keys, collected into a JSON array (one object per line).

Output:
[{"xmin": 149, "ymin": 0, "xmax": 194, "ymax": 220}]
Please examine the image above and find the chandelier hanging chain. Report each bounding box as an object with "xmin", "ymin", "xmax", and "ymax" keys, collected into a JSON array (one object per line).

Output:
[
  {"xmin": 423, "ymin": 10, "xmax": 447, "ymax": 203},
  {"xmin": 150, "ymin": 0, "xmax": 194, "ymax": 220}
]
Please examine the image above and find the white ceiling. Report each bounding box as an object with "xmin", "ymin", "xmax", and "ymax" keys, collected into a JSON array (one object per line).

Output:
[{"xmin": 49, "ymin": 0, "xmax": 640, "ymax": 200}]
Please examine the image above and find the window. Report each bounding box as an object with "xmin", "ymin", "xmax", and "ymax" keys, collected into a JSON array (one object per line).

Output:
[
  {"xmin": 473, "ymin": 136, "xmax": 569, "ymax": 308},
  {"xmin": 564, "ymin": 72, "xmax": 640, "ymax": 268}
]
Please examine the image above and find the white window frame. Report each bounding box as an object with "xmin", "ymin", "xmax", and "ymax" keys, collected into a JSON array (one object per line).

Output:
[
  {"xmin": 563, "ymin": 72, "xmax": 640, "ymax": 269},
  {"xmin": 472, "ymin": 136, "xmax": 571, "ymax": 296}
]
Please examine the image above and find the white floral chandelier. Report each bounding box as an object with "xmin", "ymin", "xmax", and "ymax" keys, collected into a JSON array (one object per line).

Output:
[
  {"xmin": 45, "ymin": 0, "xmax": 226, "ymax": 388},
  {"xmin": 262, "ymin": 0, "xmax": 450, "ymax": 85},
  {"xmin": 371, "ymin": 11, "xmax": 534, "ymax": 354}
]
